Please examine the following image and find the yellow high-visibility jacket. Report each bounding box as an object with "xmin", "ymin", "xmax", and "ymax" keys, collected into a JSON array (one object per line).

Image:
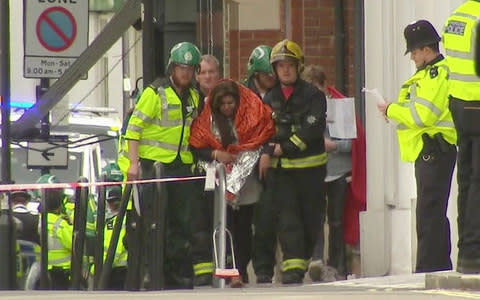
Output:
[
  {"xmin": 125, "ymin": 83, "xmax": 199, "ymax": 164},
  {"xmin": 387, "ymin": 56, "xmax": 457, "ymax": 162},
  {"xmin": 443, "ymin": 0, "xmax": 480, "ymax": 101}
]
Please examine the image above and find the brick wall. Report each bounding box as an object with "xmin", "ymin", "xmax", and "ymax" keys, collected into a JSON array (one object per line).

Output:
[
  {"xmin": 228, "ymin": 29, "xmax": 285, "ymax": 80},
  {"xmin": 224, "ymin": 0, "xmax": 355, "ymax": 96}
]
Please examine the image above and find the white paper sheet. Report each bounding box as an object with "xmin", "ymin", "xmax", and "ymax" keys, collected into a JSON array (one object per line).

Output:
[{"xmin": 326, "ymin": 97, "xmax": 357, "ymax": 139}]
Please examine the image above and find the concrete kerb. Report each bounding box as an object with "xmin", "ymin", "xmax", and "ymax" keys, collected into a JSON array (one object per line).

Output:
[{"xmin": 425, "ymin": 271, "xmax": 480, "ymax": 290}]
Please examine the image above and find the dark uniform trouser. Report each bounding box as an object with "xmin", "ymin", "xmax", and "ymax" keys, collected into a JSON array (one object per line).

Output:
[
  {"xmin": 311, "ymin": 175, "xmax": 348, "ymax": 275},
  {"xmin": 136, "ymin": 158, "xmax": 195, "ymax": 289},
  {"xmin": 252, "ymin": 172, "xmax": 277, "ymax": 279},
  {"xmin": 274, "ymin": 166, "xmax": 326, "ymax": 275},
  {"xmin": 414, "ymin": 144, "xmax": 456, "ymax": 272},
  {"xmin": 449, "ymin": 98, "xmax": 480, "ymax": 270},
  {"xmin": 48, "ymin": 267, "xmax": 70, "ymax": 290},
  {"xmin": 190, "ymin": 187, "xmax": 214, "ymax": 276},
  {"xmin": 457, "ymin": 135, "xmax": 480, "ymax": 260}
]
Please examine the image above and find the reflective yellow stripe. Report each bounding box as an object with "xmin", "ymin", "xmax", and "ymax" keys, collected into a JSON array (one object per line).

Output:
[
  {"xmin": 193, "ymin": 262, "xmax": 214, "ymax": 276},
  {"xmin": 450, "ymin": 72, "xmax": 480, "ymax": 82},
  {"xmin": 140, "ymin": 139, "xmax": 189, "ymax": 152},
  {"xmin": 271, "ymin": 152, "xmax": 327, "ymax": 169},
  {"xmin": 452, "ymin": 11, "xmax": 479, "ymax": 20},
  {"xmin": 397, "ymin": 119, "xmax": 455, "ymax": 130},
  {"xmin": 289, "ymin": 134, "xmax": 307, "ymax": 151},
  {"xmin": 282, "ymin": 258, "xmax": 308, "ymax": 271}
]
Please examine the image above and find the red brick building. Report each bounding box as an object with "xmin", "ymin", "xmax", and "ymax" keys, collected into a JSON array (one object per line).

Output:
[{"xmin": 199, "ymin": 0, "xmax": 356, "ymax": 96}]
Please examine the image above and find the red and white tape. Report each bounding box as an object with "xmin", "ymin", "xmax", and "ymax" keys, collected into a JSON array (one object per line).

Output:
[{"xmin": 0, "ymin": 176, "xmax": 206, "ymax": 192}]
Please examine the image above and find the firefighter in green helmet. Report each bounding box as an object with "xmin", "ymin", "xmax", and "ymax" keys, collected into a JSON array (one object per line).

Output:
[{"xmin": 244, "ymin": 45, "xmax": 276, "ymax": 99}]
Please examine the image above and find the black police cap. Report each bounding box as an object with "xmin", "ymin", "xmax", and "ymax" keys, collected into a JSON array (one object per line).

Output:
[{"xmin": 404, "ymin": 20, "xmax": 441, "ymax": 55}]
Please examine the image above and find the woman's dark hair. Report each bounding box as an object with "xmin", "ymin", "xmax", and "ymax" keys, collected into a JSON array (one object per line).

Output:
[{"xmin": 210, "ymin": 81, "xmax": 240, "ymax": 148}]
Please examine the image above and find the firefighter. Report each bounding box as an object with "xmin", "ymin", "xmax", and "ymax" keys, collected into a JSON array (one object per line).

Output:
[
  {"xmin": 259, "ymin": 39, "xmax": 328, "ymax": 284},
  {"xmin": 377, "ymin": 20, "xmax": 457, "ymax": 272},
  {"xmin": 125, "ymin": 41, "xmax": 201, "ymax": 289},
  {"xmin": 243, "ymin": 45, "xmax": 278, "ymax": 283},
  {"xmin": 443, "ymin": 1, "xmax": 480, "ymax": 274}
]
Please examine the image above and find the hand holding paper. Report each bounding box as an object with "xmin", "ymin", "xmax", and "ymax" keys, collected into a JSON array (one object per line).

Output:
[
  {"xmin": 363, "ymin": 87, "xmax": 389, "ymax": 123},
  {"xmin": 362, "ymin": 87, "xmax": 386, "ymax": 105}
]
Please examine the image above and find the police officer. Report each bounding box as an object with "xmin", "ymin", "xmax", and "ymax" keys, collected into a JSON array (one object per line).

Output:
[
  {"xmin": 43, "ymin": 183, "xmax": 74, "ymax": 290},
  {"xmin": 11, "ymin": 190, "xmax": 39, "ymax": 244},
  {"xmin": 259, "ymin": 39, "xmax": 328, "ymax": 284},
  {"xmin": 377, "ymin": 20, "xmax": 457, "ymax": 272},
  {"xmin": 443, "ymin": 1, "xmax": 480, "ymax": 274},
  {"xmin": 243, "ymin": 45, "xmax": 278, "ymax": 283},
  {"xmin": 125, "ymin": 41, "xmax": 201, "ymax": 289}
]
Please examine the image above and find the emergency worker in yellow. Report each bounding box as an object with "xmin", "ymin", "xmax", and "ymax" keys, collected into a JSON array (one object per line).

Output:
[
  {"xmin": 443, "ymin": 0, "xmax": 480, "ymax": 274},
  {"xmin": 259, "ymin": 39, "xmax": 328, "ymax": 284},
  {"xmin": 377, "ymin": 20, "xmax": 457, "ymax": 272},
  {"xmin": 103, "ymin": 186, "xmax": 128, "ymax": 290},
  {"xmin": 43, "ymin": 186, "xmax": 73, "ymax": 290},
  {"xmin": 125, "ymin": 41, "xmax": 201, "ymax": 289}
]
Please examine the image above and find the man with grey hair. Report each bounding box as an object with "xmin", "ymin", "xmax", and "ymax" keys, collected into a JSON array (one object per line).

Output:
[{"xmin": 196, "ymin": 54, "xmax": 221, "ymax": 113}]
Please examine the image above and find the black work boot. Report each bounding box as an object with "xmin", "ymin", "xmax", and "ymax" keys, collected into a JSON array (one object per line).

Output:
[{"xmin": 281, "ymin": 270, "xmax": 304, "ymax": 284}]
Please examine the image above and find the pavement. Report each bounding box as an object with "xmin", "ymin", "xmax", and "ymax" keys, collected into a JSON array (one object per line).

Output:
[{"xmin": 1, "ymin": 272, "xmax": 480, "ymax": 300}]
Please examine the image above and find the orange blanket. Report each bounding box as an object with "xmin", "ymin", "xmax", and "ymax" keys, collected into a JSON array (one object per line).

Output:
[{"xmin": 190, "ymin": 80, "xmax": 275, "ymax": 153}]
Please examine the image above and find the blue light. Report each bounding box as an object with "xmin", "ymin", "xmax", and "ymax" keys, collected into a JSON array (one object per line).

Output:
[{"xmin": 10, "ymin": 102, "xmax": 34, "ymax": 109}]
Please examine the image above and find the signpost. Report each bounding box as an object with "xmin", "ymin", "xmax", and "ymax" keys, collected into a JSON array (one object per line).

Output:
[{"xmin": 24, "ymin": 0, "xmax": 89, "ymax": 79}]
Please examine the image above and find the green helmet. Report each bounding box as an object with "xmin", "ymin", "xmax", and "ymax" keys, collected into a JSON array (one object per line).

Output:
[
  {"xmin": 167, "ymin": 42, "xmax": 201, "ymax": 69},
  {"xmin": 102, "ymin": 162, "xmax": 123, "ymax": 182},
  {"xmin": 247, "ymin": 45, "xmax": 273, "ymax": 77},
  {"xmin": 36, "ymin": 174, "xmax": 59, "ymax": 184}
]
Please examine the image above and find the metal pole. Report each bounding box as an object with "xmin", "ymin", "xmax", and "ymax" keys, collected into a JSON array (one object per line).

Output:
[
  {"xmin": 0, "ymin": 0, "xmax": 16, "ymax": 290},
  {"xmin": 151, "ymin": 162, "xmax": 166, "ymax": 290},
  {"xmin": 354, "ymin": 0, "xmax": 366, "ymax": 124},
  {"xmin": 142, "ymin": 0, "xmax": 155, "ymax": 84},
  {"xmin": 212, "ymin": 164, "xmax": 226, "ymax": 288},
  {"xmin": 39, "ymin": 189, "xmax": 49, "ymax": 289},
  {"xmin": 334, "ymin": 0, "xmax": 346, "ymax": 94},
  {"xmin": 70, "ymin": 180, "xmax": 89, "ymax": 289},
  {"xmin": 37, "ymin": 79, "xmax": 50, "ymax": 176},
  {"xmin": 122, "ymin": 32, "xmax": 131, "ymax": 120},
  {"xmin": 93, "ymin": 175, "xmax": 107, "ymax": 289}
]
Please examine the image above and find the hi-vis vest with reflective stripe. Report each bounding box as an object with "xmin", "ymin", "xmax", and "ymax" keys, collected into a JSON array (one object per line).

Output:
[
  {"xmin": 117, "ymin": 135, "xmax": 130, "ymax": 178},
  {"xmin": 46, "ymin": 213, "xmax": 72, "ymax": 269},
  {"xmin": 443, "ymin": 0, "xmax": 480, "ymax": 101},
  {"xmin": 125, "ymin": 85, "xmax": 199, "ymax": 164},
  {"xmin": 387, "ymin": 58, "xmax": 457, "ymax": 162},
  {"xmin": 104, "ymin": 215, "xmax": 127, "ymax": 267},
  {"xmin": 270, "ymin": 152, "xmax": 327, "ymax": 169}
]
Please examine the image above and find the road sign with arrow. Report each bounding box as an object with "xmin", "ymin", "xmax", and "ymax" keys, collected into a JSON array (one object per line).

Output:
[{"xmin": 27, "ymin": 136, "xmax": 68, "ymax": 169}]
